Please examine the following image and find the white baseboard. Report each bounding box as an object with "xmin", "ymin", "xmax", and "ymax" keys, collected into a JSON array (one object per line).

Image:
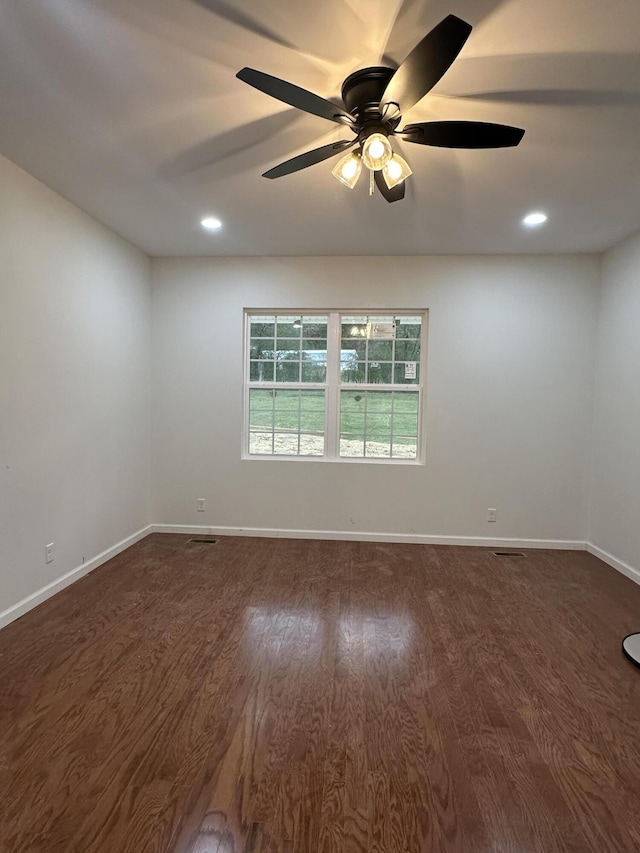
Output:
[
  {"xmin": 0, "ymin": 525, "xmax": 153, "ymax": 630},
  {"xmin": 10, "ymin": 525, "xmax": 631, "ymax": 634},
  {"xmin": 152, "ymin": 523, "xmax": 584, "ymax": 550},
  {"xmin": 587, "ymin": 543, "xmax": 640, "ymax": 586}
]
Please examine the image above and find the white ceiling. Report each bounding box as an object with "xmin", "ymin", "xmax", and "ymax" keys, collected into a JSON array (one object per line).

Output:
[{"xmin": 1, "ymin": 0, "xmax": 640, "ymax": 257}]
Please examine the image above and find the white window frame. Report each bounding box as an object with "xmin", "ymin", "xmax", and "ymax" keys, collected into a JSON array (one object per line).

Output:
[{"xmin": 242, "ymin": 309, "xmax": 428, "ymax": 464}]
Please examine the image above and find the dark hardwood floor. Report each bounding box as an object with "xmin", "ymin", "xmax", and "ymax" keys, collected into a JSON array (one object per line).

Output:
[{"xmin": 1, "ymin": 534, "xmax": 640, "ymax": 852}]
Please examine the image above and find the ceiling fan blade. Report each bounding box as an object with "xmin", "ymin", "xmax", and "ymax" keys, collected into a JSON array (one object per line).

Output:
[
  {"xmin": 381, "ymin": 15, "xmax": 472, "ymax": 114},
  {"xmin": 374, "ymin": 169, "xmax": 406, "ymax": 203},
  {"xmin": 402, "ymin": 121, "xmax": 525, "ymax": 148},
  {"xmin": 237, "ymin": 68, "xmax": 355, "ymax": 126},
  {"xmin": 263, "ymin": 140, "xmax": 355, "ymax": 179}
]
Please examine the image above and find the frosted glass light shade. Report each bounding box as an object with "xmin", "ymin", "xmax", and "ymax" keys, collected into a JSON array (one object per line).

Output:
[
  {"xmin": 332, "ymin": 151, "xmax": 362, "ymax": 189},
  {"xmin": 361, "ymin": 132, "xmax": 393, "ymax": 171},
  {"xmin": 382, "ymin": 154, "xmax": 412, "ymax": 189}
]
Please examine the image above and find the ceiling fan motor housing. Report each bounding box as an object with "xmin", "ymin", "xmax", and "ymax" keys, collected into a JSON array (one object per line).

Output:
[{"xmin": 341, "ymin": 66, "xmax": 396, "ymax": 125}]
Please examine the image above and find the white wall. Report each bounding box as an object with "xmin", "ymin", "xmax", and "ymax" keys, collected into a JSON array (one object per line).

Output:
[
  {"xmin": 589, "ymin": 231, "xmax": 640, "ymax": 576},
  {"xmin": 151, "ymin": 255, "xmax": 599, "ymax": 544},
  {"xmin": 1, "ymin": 145, "xmax": 636, "ymax": 625},
  {"xmin": 0, "ymin": 154, "xmax": 151, "ymax": 623}
]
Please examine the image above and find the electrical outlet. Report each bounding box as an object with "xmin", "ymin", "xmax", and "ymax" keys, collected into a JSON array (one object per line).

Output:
[
  {"xmin": 197, "ymin": 498, "xmax": 206, "ymax": 512},
  {"xmin": 487, "ymin": 508, "xmax": 497, "ymax": 523},
  {"xmin": 45, "ymin": 543, "xmax": 54, "ymax": 563}
]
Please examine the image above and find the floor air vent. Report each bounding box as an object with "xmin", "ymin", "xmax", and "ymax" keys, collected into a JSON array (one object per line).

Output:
[
  {"xmin": 492, "ymin": 551, "xmax": 526, "ymax": 558},
  {"xmin": 186, "ymin": 537, "xmax": 219, "ymax": 545}
]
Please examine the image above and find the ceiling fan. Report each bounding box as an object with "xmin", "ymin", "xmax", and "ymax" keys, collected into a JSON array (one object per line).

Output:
[{"xmin": 236, "ymin": 14, "xmax": 525, "ymax": 202}]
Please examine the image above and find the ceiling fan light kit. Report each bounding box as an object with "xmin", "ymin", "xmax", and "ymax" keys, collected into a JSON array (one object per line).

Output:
[
  {"xmin": 383, "ymin": 153, "xmax": 413, "ymax": 189},
  {"xmin": 236, "ymin": 14, "xmax": 525, "ymax": 203},
  {"xmin": 360, "ymin": 131, "xmax": 393, "ymax": 171},
  {"xmin": 331, "ymin": 151, "xmax": 363, "ymax": 189}
]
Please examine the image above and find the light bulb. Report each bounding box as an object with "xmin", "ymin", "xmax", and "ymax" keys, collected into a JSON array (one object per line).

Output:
[
  {"xmin": 386, "ymin": 160, "xmax": 403, "ymax": 181},
  {"xmin": 342, "ymin": 160, "xmax": 359, "ymax": 180},
  {"xmin": 382, "ymin": 153, "xmax": 413, "ymax": 189},
  {"xmin": 331, "ymin": 151, "xmax": 362, "ymax": 189},
  {"xmin": 361, "ymin": 132, "xmax": 393, "ymax": 171},
  {"xmin": 368, "ymin": 139, "xmax": 385, "ymax": 160}
]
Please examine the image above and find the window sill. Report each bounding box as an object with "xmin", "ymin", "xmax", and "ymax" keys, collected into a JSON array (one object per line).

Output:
[{"xmin": 241, "ymin": 454, "xmax": 424, "ymax": 466}]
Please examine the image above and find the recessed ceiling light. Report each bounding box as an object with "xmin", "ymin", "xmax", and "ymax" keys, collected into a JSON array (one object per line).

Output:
[
  {"xmin": 522, "ymin": 211, "xmax": 548, "ymax": 227},
  {"xmin": 201, "ymin": 216, "xmax": 222, "ymax": 231}
]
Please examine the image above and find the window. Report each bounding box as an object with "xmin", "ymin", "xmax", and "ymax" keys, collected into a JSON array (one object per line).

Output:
[{"xmin": 244, "ymin": 311, "xmax": 427, "ymax": 462}]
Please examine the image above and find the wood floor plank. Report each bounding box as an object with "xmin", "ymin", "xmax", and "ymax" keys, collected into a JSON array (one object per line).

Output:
[
  {"xmin": 427, "ymin": 553, "xmax": 580, "ymax": 852},
  {"xmin": 1, "ymin": 588, "xmax": 224, "ymax": 845},
  {"xmin": 2, "ymin": 535, "xmax": 640, "ymax": 852},
  {"xmin": 463, "ymin": 552, "xmax": 640, "ymax": 851}
]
